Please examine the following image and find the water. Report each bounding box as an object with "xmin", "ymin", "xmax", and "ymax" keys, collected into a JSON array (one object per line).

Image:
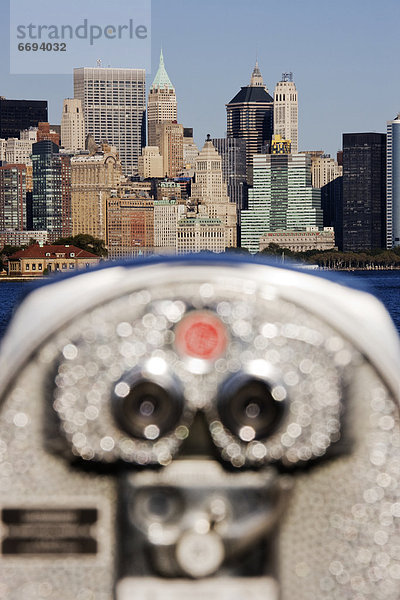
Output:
[{"xmin": 0, "ymin": 270, "xmax": 399, "ymax": 341}]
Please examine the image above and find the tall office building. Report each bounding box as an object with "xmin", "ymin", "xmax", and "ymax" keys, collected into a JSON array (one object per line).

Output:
[
  {"xmin": 191, "ymin": 136, "xmax": 237, "ymax": 248},
  {"xmin": 0, "ymin": 164, "xmax": 27, "ymax": 230},
  {"xmin": 37, "ymin": 122, "xmax": 60, "ymax": 145},
  {"xmin": 138, "ymin": 146, "xmax": 164, "ymax": 178},
  {"xmin": 183, "ymin": 128, "xmax": 199, "ymax": 169},
  {"xmin": 386, "ymin": 115, "xmax": 400, "ymax": 248},
  {"xmin": 154, "ymin": 198, "xmax": 186, "ymax": 253},
  {"xmin": 3, "ymin": 137, "xmax": 35, "ymax": 166},
  {"xmin": 176, "ymin": 214, "xmax": 227, "ymax": 254},
  {"xmin": 0, "ymin": 98, "xmax": 47, "ymax": 139},
  {"xmin": 31, "ymin": 140, "xmax": 63, "ymax": 240},
  {"xmin": 342, "ymin": 133, "xmax": 386, "ymax": 251},
  {"xmin": 211, "ymin": 137, "xmax": 247, "ymax": 218},
  {"xmin": 70, "ymin": 144, "xmax": 122, "ymax": 240},
  {"xmin": 156, "ymin": 121, "xmax": 184, "ymax": 177},
  {"xmin": 74, "ymin": 67, "xmax": 146, "ymax": 176},
  {"xmin": 107, "ymin": 196, "xmax": 154, "ymax": 259},
  {"xmin": 147, "ymin": 50, "xmax": 177, "ymax": 147},
  {"xmin": 241, "ymin": 153, "xmax": 322, "ymax": 253},
  {"xmin": 307, "ymin": 152, "xmax": 343, "ymax": 249},
  {"xmin": 273, "ymin": 73, "xmax": 298, "ymax": 153},
  {"xmin": 61, "ymin": 99, "xmax": 85, "ymax": 152},
  {"xmin": 226, "ymin": 62, "xmax": 274, "ymax": 184}
]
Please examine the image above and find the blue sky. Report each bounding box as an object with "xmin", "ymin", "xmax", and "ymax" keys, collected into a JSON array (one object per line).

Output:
[{"xmin": 1, "ymin": 0, "xmax": 400, "ymax": 156}]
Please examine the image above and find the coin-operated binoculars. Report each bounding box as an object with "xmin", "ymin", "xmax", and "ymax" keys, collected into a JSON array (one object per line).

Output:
[{"xmin": 0, "ymin": 255, "xmax": 399, "ymax": 600}]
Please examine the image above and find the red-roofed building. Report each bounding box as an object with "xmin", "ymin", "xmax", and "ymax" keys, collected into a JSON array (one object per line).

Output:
[{"xmin": 7, "ymin": 243, "xmax": 101, "ymax": 276}]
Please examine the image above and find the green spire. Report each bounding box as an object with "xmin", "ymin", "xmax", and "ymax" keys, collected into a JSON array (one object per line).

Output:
[{"xmin": 150, "ymin": 49, "xmax": 175, "ymax": 91}]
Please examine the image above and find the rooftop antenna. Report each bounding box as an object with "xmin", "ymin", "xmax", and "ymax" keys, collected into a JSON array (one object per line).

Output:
[
  {"xmin": 96, "ymin": 59, "xmax": 102, "ymax": 68},
  {"xmin": 282, "ymin": 72, "xmax": 293, "ymax": 82}
]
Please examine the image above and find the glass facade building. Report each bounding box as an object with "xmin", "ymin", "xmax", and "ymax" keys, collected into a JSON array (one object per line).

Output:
[
  {"xmin": 226, "ymin": 63, "xmax": 273, "ymax": 185},
  {"xmin": 342, "ymin": 133, "xmax": 386, "ymax": 251},
  {"xmin": 0, "ymin": 98, "xmax": 47, "ymax": 140},
  {"xmin": 0, "ymin": 164, "xmax": 27, "ymax": 230},
  {"xmin": 32, "ymin": 141, "xmax": 63, "ymax": 241},
  {"xmin": 386, "ymin": 116, "xmax": 400, "ymax": 248},
  {"xmin": 241, "ymin": 153, "xmax": 322, "ymax": 254}
]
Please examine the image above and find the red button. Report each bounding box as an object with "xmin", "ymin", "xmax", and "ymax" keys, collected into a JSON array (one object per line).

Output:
[{"xmin": 175, "ymin": 311, "xmax": 227, "ymax": 360}]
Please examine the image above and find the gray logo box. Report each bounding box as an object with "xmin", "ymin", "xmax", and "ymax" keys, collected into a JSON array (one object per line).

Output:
[{"xmin": 10, "ymin": 0, "xmax": 151, "ymax": 75}]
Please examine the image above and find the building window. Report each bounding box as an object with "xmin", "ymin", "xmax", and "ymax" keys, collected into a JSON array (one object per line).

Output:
[
  {"xmin": 38, "ymin": 264, "xmax": 42, "ymax": 270},
  {"xmin": 62, "ymin": 263, "xmax": 67, "ymax": 269},
  {"xmin": 32, "ymin": 264, "xmax": 36, "ymax": 271},
  {"xmin": 69, "ymin": 264, "xmax": 75, "ymax": 269},
  {"xmin": 26, "ymin": 264, "xmax": 30, "ymax": 270}
]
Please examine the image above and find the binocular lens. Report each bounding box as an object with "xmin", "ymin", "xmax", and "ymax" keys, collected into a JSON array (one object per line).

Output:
[
  {"xmin": 114, "ymin": 378, "xmax": 183, "ymax": 440},
  {"xmin": 218, "ymin": 377, "xmax": 285, "ymax": 441}
]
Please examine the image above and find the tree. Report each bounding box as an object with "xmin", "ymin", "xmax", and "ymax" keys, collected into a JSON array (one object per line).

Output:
[{"xmin": 53, "ymin": 234, "xmax": 108, "ymax": 257}]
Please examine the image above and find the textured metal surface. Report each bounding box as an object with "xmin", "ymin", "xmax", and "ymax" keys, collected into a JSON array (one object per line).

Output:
[
  {"xmin": 0, "ymin": 259, "xmax": 399, "ymax": 599},
  {"xmin": 51, "ymin": 279, "xmax": 354, "ymax": 467}
]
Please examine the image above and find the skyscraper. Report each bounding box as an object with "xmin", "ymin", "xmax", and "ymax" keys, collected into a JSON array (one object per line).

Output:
[
  {"xmin": 107, "ymin": 196, "xmax": 154, "ymax": 259},
  {"xmin": 307, "ymin": 152, "xmax": 343, "ymax": 249},
  {"xmin": 0, "ymin": 98, "xmax": 47, "ymax": 139},
  {"xmin": 241, "ymin": 153, "xmax": 322, "ymax": 253},
  {"xmin": 191, "ymin": 135, "xmax": 237, "ymax": 248},
  {"xmin": 273, "ymin": 73, "xmax": 298, "ymax": 153},
  {"xmin": 147, "ymin": 50, "xmax": 177, "ymax": 147},
  {"xmin": 0, "ymin": 164, "xmax": 27, "ymax": 230},
  {"xmin": 32, "ymin": 140, "xmax": 63, "ymax": 240},
  {"xmin": 386, "ymin": 115, "xmax": 400, "ymax": 248},
  {"xmin": 70, "ymin": 144, "xmax": 122, "ymax": 240},
  {"xmin": 211, "ymin": 137, "xmax": 247, "ymax": 215},
  {"xmin": 155, "ymin": 121, "xmax": 184, "ymax": 177},
  {"xmin": 61, "ymin": 99, "xmax": 85, "ymax": 152},
  {"xmin": 73, "ymin": 67, "xmax": 146, "ymax": 176},
  {"xmin": 342, "ymin": 133, "xmax": 386, "ymax": 251},
  {"xmin": 226, "ymin": 62, "xmax": 274, "ymax": 184}
]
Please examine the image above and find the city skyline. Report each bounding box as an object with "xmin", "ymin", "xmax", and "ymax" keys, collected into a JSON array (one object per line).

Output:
[{"xmin": 1, "ymin": 0, "xmax": 400, "ymax": 156}]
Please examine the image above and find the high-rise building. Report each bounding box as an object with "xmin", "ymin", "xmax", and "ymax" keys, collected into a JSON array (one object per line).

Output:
[
  {"xmin": 226, "ymin": 62, "xmax": 274, "ymax": 184},
  {"xmin": 0, "ymin": 164, "xmax": 27, "ymax": 230},
  {"xmin": 37, "ymin": 122, "xmax": 60, "ymax": 145},
  {"xmin": 342, "ymin": 133, "xmax": 386, "ymax": 251},
  {"xmin": 31, "ymin": 140, "xmax": 63, "ymax": 240},
  {"xmin": 147, "ymin": 50, "xmax": 177, "ymax": 147},
  {"xmin": 73, "ymin": 67, "xmax": 146, "ymax": 176},
  {"xmin": 176, "ymin": 214, "xmax": 226, "ymax": 254},
  {"xmin": 3, "ymin": 137, "xmax": 35, "ymax": 166},
  {"xmin": 0, "ymin": 98, "xmax": 47, "ymax": 139},
  {"xmin": 138, "ymin": 146, "xmax": 164, "ymax": 179},
  {"xmin": 156, "ymin": 121, "xmax": 184, "ymax": 178},
  {"xmin": 309, "ymin": 153, "xmax": 342, "ymax": 188},
  {"xmin": 154, "ymin": 198, "xmax": 186, "ymax": 253},
  {"xmin": 191, "ymin": 136, "xmax": 237, "ymax": 248},
  {"xmin": 183, "ymin": 128, "xmax": 199, "ymax": 169},
  {"xmin": 241, "ymin": 153, "xmax": 322, "ymax": 253},
  {"xmin": 60, "ymin": 154, "xmax": 72, "ymax": 238},
  {"xmin": 70, "ymin": 144, "xmax": 122, "ymax": 240},
  {"xmin": 386, "ymin": 115, "xmax": 400, "ymax": 248},
  {"xmin": 107, "ymin": 196, "xmax": 154, "ymax": 259},
  {"xmin": 0, "ymin": 139, "xmax": 6, "ymax": 161},
  {"xmin": 211, "ymin": 137, "xmax": 247, "ymax": 223},
  {"xmin": 307, "ymin": 152, "xmax": 343, "ymax": 249},
  {"xmin": 61, "ymin": 99, "xmax": 85, "ymax": 152},
  {"xmin": 273, "ymin": 73, "xmax": 298, "ymax": 153}
]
